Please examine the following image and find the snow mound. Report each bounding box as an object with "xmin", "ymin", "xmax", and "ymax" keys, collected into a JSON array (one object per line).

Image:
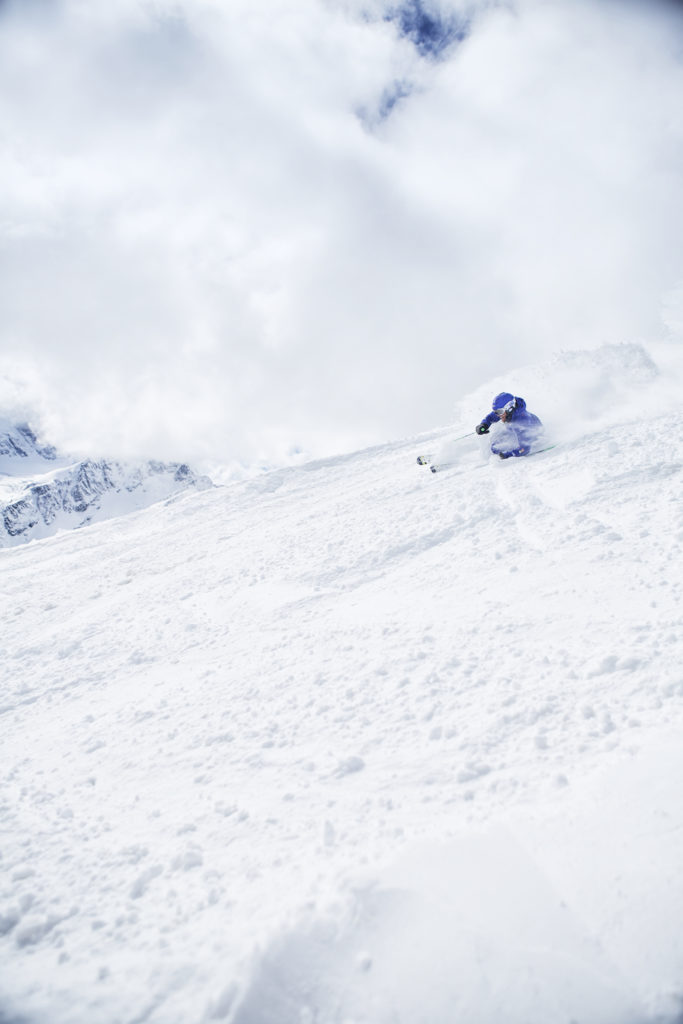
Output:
[
  {"xmin": 230, "ymin": 832, "xmax": 639, "ymax": 1024},
  {"xmin": 230, "ymin": 730, "xmax": 683, "ymax": 1024}
]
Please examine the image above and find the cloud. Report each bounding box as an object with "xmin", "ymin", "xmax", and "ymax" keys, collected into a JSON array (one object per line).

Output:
[{"xmin": 0, "ymin": 0, "xmax": 682, "ymax": 467}]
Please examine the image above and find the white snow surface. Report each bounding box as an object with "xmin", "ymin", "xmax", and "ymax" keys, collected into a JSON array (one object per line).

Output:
[{"xmin": 1, "ymin": 344, "xmax": 683, "ymax": 1024}]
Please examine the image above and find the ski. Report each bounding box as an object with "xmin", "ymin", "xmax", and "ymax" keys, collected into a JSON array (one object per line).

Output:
[
  {"xmin": 489, "ymin": 443, "xmax": 559, "ymax": 461},
  {"xmin": 429, "ymin": 444, "xmax": 558, "ymax": 474},
  {"xmin": 521, "ymin": 443, "xmax": 558, "ymax": 458},
  {"xmin": 419, "ymin": 442, "xmax": 557, "ymax": 473}
]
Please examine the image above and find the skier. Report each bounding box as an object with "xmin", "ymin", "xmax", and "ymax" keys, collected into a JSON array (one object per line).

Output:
[{"xmin": 475, "ymin": 392, "xmax": 543, "ymax": 459}]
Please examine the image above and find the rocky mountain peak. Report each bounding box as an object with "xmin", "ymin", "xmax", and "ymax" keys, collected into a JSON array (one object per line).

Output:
[{"xmin": 0, "ymin": 418, "xmax": 212, "ymax": 546}]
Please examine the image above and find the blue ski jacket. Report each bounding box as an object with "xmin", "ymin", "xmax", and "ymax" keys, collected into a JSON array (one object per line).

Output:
[{"xmin": 478, "ymin": 397, "xmax": 543, "ymax": 458}]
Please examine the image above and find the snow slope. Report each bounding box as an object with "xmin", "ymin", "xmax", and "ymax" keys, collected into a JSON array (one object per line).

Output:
[{"xmin": 1, "ymin": 345, "xmax": 682, "ymax": 1024}]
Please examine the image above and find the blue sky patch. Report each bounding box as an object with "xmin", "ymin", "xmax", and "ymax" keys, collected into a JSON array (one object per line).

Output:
[{"xmin": 386, "ymin": 0, "xmax": 470, "ymax": 60}]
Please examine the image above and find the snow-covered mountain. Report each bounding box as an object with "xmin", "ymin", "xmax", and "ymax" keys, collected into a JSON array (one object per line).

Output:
[
  {"xmin": 0, "ymin": 418, "xmax": 212, "ymax": 546},
  {"xmin": 0, "ymin": 421, "xmax": 59, "ymax": 467},
  {"xmin": 1, "ymin": 345, "xmax": 682, "ymax": 1024}
]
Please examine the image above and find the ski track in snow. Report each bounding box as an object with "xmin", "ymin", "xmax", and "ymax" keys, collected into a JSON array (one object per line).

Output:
[{"xmin": 1, "ymin": 408, "xmax": 683, "ymax": 1022}]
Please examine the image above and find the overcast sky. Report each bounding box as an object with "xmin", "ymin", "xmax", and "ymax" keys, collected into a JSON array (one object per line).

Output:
[{"xmin": 1, "ymin": 0, "xmax": 682, "ymax": 467}]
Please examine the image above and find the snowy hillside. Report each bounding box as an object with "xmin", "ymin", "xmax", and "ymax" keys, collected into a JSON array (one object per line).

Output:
[
  {"xmin": 1, "ymin": 345, "xmax": 683, "ymax": 1024},
  {"xmin": 0, "ymin": 420, "xmax": 213, "ymax": 546}
]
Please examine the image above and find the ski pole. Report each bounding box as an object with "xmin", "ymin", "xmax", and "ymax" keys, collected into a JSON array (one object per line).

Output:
[{"xmin": 416, "ymin": 431, "xmax": 474, "ymax": 465}]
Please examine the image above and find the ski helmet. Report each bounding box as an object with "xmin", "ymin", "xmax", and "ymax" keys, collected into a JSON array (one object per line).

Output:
[{"xmin": 492, "ymin": 392, "xmax": 514, "ymax": 410}]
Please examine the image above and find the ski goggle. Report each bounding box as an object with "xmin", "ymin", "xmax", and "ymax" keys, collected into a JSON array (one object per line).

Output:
[{"xmin": 495, "ymin": 400, "xmax": 517, "ymax": 416}]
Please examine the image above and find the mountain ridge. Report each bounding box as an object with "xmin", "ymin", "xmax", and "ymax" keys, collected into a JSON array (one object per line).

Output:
[{"xmin": 0, "ymin": 419, "xmax": 212, "ymax": 546}]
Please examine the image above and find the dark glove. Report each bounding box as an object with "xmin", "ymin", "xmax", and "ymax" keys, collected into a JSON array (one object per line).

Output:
[
  {"xmin": 475, "ymin": 423, "xmax": 489, "ymax": 435},
  {"xmin": 498, "ymin": 451, "xmax": 512, "ymax": 460}
]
